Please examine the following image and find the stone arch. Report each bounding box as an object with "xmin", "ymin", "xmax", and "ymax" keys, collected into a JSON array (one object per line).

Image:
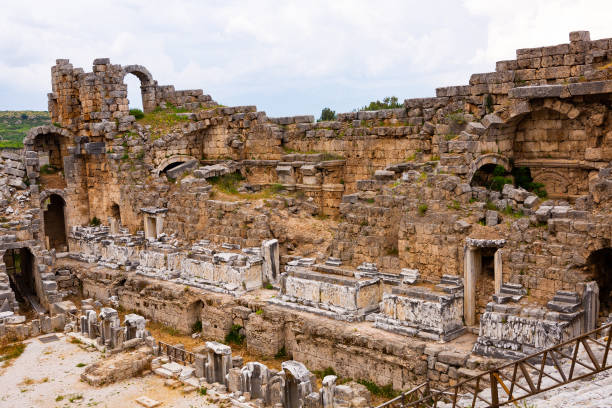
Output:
[
  {"xmin": 154, "ymin": 154, "xmax": 197, "ymax": 176},
  {"xmin": 467, "ymin": 153, "xmax": 511, "ymax": 184},
  {"xmin": 531, "ymin": 169, "xmax": 569, "ymax": 197},
  {"xmin": 24, "ymin": 125, "xmax": 75, "ymax": 179},
  {"xmin": 122, "ymin": 65, "xmax": 157, "ymax": 113}
]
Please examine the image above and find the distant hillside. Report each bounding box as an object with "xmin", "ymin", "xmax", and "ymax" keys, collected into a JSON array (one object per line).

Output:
[{"xmin": 0, "ymin": 111, "xmax": 51, "ymax": 149}]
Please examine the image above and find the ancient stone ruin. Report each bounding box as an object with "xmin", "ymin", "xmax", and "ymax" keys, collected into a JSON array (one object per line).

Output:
[{"xmin": 0, "ymin": 30, "xmax": 611, "ymax": 407}]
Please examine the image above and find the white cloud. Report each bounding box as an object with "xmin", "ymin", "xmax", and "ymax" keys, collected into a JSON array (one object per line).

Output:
[{"xmin": 0, "ymin": 1, "xmax": 611, "ymax": 116}]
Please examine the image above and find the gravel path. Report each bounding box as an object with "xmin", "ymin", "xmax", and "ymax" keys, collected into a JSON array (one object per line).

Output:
[{"xmin": 0, "ymin": 334, "xmax": 217, "ymax": 408}]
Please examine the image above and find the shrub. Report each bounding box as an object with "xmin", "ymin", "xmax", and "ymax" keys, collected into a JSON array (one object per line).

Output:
[
  {"xmin": 224, "ymin": 325, "xmax": 245, "ymax": 345},
  {"xmin": 129, "ymin": 109, "xmax": 145, "ymax": 119},
  {"xmin": 417, "ymin": 203, "xmax": 428, "ymax": 216},
  {"xmin": 255, "ymin": 309, "xmax": 263, "ymax": 315},
  {"xmin": 359, "ymin": 96, "xmax": 403, "ymax": 111},
  {"xmin": 199, "ymin": 387, "xmax": 207, "ymax": 396},
  {"xmin": 318, "ymin": 107, "xmax": 337, "ymax": 122},
  {"xmin": 40, "ymin": 164, "xmax": 58, "ymax": 175},
  {"xmin": 356, "ymin": 379, "xmax": 399, "ymax": 399},
  {"xmin": 191, "ymin": 320, "xmax": 202, "ymax": 334},
  {"xmin": 89, "ymin": 217, "xmax": 101, "ymax": 227},
  {"xmin": 490, "ymin": 175, "xmax": 512, "ymax": 191},
  {"xmin": 511, "ymin": 166, "xmax": 547, "ymax": 197},
  {"xmin": 264, "ymin": 283, "xmax": 274, "ymax": 290},
  {"xmin": 274, "ymin": 346, "xmax": 287, "ymax": 359}
]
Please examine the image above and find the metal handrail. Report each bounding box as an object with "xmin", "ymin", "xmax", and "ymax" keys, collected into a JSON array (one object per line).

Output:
[
  {"xmin": 157, "ymin": 340, "xmax": 195, "ymax": 365},
  {"xmin": 375, "ymin": 322, "xmax": 612, "ymax": 408}
]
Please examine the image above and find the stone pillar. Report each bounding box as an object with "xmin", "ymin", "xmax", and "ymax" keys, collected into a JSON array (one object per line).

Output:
[
  {"xmin": 262, "ymin": 239, "xmax": 280, "ymax": 285},
  {"xmin": 109, "ymin": 217, "xmax": 119, "ymax": 235},
  {"xmin": 86, "ymin": 310, "xmax": 98, "ymax": 339},
  {"xmin": 583, "ymin": 281, "xmax": 600, "ymax": 333},
  {"xmin": 205, "ymin": 341, "xmax": 232, "ymax": 385},
  {"xmin": 155, "ymin": 215, "xmax": 164, "ymax": 238},
  {"xmin": 464, "ymin": 247, "xmax": 480, "ymax": 327},
  {"xmin": 321, "ymin": 375, "xmax": 337, "ymax": 408},
  {"xmin": 494, "ymin": 249, "xmax": 503, "ymax": 294}
]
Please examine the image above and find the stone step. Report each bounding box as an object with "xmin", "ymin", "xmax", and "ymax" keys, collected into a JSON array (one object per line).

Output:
[
  {"xmin": 500, "ymin": 286, "xmax": 525, "ymax": 296},
  {"xmin": 547, "ymin": 300, "xmax": 581, "ymax": 313},
  {"xmin": 554, "ymin": 290, "xmax": 580, "ymax": 303}
]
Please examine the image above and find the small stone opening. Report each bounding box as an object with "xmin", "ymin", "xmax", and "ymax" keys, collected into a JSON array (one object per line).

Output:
[
  {"xmin": 43, "ymin": 194, "xmax": 68, "ymax": 251},
  {"xmin": 3, "ymin": 248, "xmax": 36, "ymax": 311},
  {"xmin": 585, "ymin": 247, "xmax": 612, "ymax": 318},
  {"xmin": 34, "ymin": 133, "xmax": 69, "ymax": 172},
  {"xmin": 160, "ymin": 161, "xmax": 186, "ymax": 176},
  {"xmin": 476, "ymin": 247, "xmax": 496, "ymax": 319}
]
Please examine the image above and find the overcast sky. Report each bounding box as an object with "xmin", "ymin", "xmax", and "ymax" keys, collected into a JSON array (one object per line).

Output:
[{"xmin": 1, "ymin": 0, "xmax": 612, "ymax": 117}]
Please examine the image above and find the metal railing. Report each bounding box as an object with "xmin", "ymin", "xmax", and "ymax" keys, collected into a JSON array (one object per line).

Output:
[
  {"xmin": 376, "ymin": 322, "xmax": 612, "ymax": 408},
  {"xmin": 157, "ymin": 340, "xmax": 196, "ymax": 365}
]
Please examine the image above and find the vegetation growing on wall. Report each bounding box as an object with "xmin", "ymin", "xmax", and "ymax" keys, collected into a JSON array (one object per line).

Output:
[{"xmin": 358, "ymin": 96, "xmax": 403, "ymax": 111}]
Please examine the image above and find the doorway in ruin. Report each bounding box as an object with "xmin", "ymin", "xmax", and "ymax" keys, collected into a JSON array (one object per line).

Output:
[
  {"xmin": 585, "ymin": 247, "xmax": 612, "ymax": 319},
  {"xmin": 3, "ymin": 248, "xmax": 38, "ymax": 312},
  {"xmin": 464, "ymin": 243, "xmax": 503, "ymax": 326},
  {"xmin": 43, "ymin": 194, "xmax": 68, "ymax": 252},
  {"xmin": 110, "ymin": 202, "xmax": 121, "ymax": 234},
  {"xmin": 33, "ymin": 132, "xmax": 69, "ymax": 189},
  {"xmin": 187, "ymin": 300, "xmax": 204, "ymax": 334}
]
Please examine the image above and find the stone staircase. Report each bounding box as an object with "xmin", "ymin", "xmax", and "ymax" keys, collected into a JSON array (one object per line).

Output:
[{"xmin": 492, "ymin": 282, "xmax": 527, "ymax": 304}]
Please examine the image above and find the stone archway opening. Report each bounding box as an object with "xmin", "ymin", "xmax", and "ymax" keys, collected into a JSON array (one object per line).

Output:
[
  {"xmin": 470, "ymin": 163, "xmax": 502, "ymax": 189},
  {"xmin": 125, "ymin": 73, "xmax": 144, "ymax": 113},
  {"xmin": 3, "ymin": 248, "xmax": 36, "ymax": 312},
  {"xmin": 123, "ymin": 65, "xmax": 156, "ymax": 113},
  {"xmin": 585, "ymin": 247, "xmax": 612, "ymax": 318},
  {"xmin": 43, "ymin": 194, "xmax": 68, "ymax": 252}
]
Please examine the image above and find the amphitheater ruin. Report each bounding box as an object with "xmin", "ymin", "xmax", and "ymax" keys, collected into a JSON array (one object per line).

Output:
[{"xmin": 0, "ymin": 30, "xmax": 611, "ymax": 407}]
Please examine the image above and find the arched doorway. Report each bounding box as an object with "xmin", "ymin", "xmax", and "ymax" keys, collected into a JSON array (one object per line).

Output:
[
  {"xmin": 3, "ymin": 248, "xmax": 36, "ymax": 312},
  {"xmin": 585, "ymin": 248, "xmax": 612, "ymax": 318},
  {"xmin": 43, "ymin": 194, "xmax": 68, "ymax": 252},
  {"xmin": 123, "ymin": 65, "xmax": 156, "ymax": 113}
]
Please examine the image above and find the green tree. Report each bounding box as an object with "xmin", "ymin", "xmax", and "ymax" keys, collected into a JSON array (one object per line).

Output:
[
  {"xmin": 318, "ymin": 107, "xmax": 336, "ymax": 122},
  {"xmin": 360, "ymin": 96, "xmax": 403, "ymax": 111}
]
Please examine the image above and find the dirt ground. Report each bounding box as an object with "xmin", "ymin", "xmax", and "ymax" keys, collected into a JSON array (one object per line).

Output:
[{"xmin": 0, "ymin": 334, "xmax": 217, "ymax": 408}]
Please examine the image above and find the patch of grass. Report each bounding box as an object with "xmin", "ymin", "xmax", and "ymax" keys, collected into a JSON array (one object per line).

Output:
[
  {"xmin": 264, "ymin": 283, "xmax": 274, "ymax": 290},
  {"xmin": 129, "ymin": 108, "xmax": 144, "ymax": 119},
  {"xmin": 199, "ymin": 387, "xmax": 207, "ymax": 396},
  {"xmin": 313, "ymin": 367, "xmax": 337, "ymax": 379},
  {"xmin": 503, "ymin": 205, "xmax": 524, "ymax": 218},
  {"xmin": 417, "ymin": 203, "xmax": 428, "ymax": 216},
  {"xmin": 255, "ymin": 309, "xmax": 263, "ymax": 315},
  {"xmin": 448, "ymin": 200, "xmax": 461, "ymax": 210},
  {"xmin": 69, "ymin": 394, "xmax": 83, "ymax": 403},
  {"xmin": 0, "ymin": 342, "xmax": 26, "ymax": 364},
  {"xmin": 444, "ymin": 133, "xmax": 458, "ymax": 141},
  {"xmin": 55, "ymin": 395, "xmax": 64, "ymax": 402},
  {"xmin": 356, "ymin": 379, "xmax": 399, "ymax": 399},
  {"xmin": 269, "ymin": 183, "xmax": 284, "ymax": 193},
  {"xmin": 70, "ymin": 338, "xmax": 83, "ymax": 344},
  {"xmin": 485, "ymin": 201, "xmax": 498, "ymax": 211},
  {"xmin": 224, "ymin": 324, "xmax": 245, "ymax": 345},
  {"xmin": 208, "ymin": 173, "xmax": 245, "ymax": 194},
  {"xmin": 76, "ymin": 363, "xmax": 86, "ymax": 367}
]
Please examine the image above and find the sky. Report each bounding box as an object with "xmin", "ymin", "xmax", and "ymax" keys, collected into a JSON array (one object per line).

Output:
[{"xmin": 1, "ymin": 0, "xmax": 612, "ymax": 117}]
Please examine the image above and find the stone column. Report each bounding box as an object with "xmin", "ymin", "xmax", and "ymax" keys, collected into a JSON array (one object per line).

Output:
[
  {"xmin": 494, "ymin": 249, "xmax": 503, "ymax": 294},
  {"xmin": 464, "ymin": 247, "xmax": 480, "ymax": 327},
  {"xmin": 582, "ymin": 281, "xmax": 599, "ymax": 333},
  {"xmin": 262, "ymin": 239, "xmax": 280, "ymax": 285},
  {"xmin": 109, "ymin": 217, "xmax": 119, "ymax": 235}
]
